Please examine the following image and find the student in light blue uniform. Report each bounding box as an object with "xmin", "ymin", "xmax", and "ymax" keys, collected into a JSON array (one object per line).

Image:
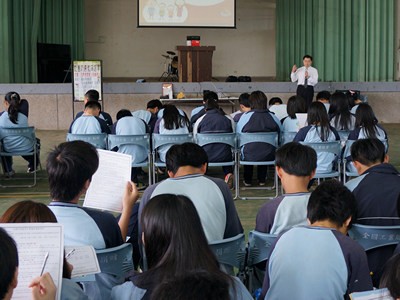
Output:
[
  {"xmin": 111, "ymin": 194, "xmax": 251, "ymax": 300},
  {"xmin": 111, "ymin": 109, "xmax": 149, "ymax": 183},
  {"xmin": 231, "ymin": 93, "xmax": 251, "ymax": 122},
  {"xmin": 236, "ymin": 91, "xmax": 281, "ymax": 186},
  {"xmin": 346, "ymin": 103, "xmax": 387, "ymax": 173},
  {"xmin": 294, "ymin": 101, "xmax": 340, "ymax": 173},
  {"xmin": 316, "ymin": 90, "xmax": 331, "ymax": 112},
  {"xmin": 0, "ymin": 92, "xmax": 39, "ymax": 175},
  {"xmin": 75, "ymin": 89, "xmax": 113, "ymax": 127},
  {"xmin": 329, "ymin": 92, "xmax": 356, "ymax": 131},
  {"xmin": 261, "ymin": 180, "xmax": 373, "ymax": 300},
  {"xmin": 69, "ymin": 101, "xmax": 111, "ymax": 134},
  {"xmin": 281, "ymin": 95, "xmax": 307, "ymax": 132},
  {"xmin": 154, "ymin": 104, "xmax": 190, "ymax": 162}
]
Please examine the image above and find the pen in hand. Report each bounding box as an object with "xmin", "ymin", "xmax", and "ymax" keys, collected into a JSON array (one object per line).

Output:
[
  {"xmin": 65, "ymin": 248, "xmax": 75, "ymax": 259},
  {"xmin": 40, "ymin": 252, "xmax": 49, "ymax": 276}
]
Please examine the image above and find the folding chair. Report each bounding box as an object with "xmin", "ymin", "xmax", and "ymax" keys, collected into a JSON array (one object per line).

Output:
[
  {"xmin": 348, "ymin": 223, "xmax": 400, "ymax": 252},
  {"xmin": 195, "ymin": 132, "xmax": 237, "ymax": 188},
  {"xmin": 152, "ymin": 133, "xmax": 193, "ymax": 183},
  {"xmin": 337, "ymin": 130, "xmax": 350, "ymax": 147},
  {"xmin": 208, "ymin": 233, "xmax": 247, "ymax": 281},
  {"xmin": 280, "ymin": 131, "xmax": 297, "ymax": 145},
  {"xmin": 108, "ymin": 134, "xmax": 152, "ymax": 185},
  {"xmin": 247, "ymin": 230, "xmax": 277, "ymax": 294},
  {"xmin": 66, "ymin": 133, "xmax": 108, "ymax": 149},
  {"xmin": 235, "ymin": 132, "xmax": 279, "ymax": 200},
  {"xmin": 300, "ymin": 141, "xmax": 342, "ymax": 184},
  {"xmin": 0, "ymin": 126, "xmax": 38, "ymax": 188}
]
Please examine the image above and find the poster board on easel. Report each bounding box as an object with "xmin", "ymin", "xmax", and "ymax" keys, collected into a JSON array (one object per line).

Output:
[{"xmin": 72, "ymin": 60, "xmax": 103, "ymax": 118}]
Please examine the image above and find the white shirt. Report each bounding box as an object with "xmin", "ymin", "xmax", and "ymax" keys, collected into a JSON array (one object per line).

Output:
[{"xmin": 291, "ymin": 66, "xmax": 318, "ymax": 86}]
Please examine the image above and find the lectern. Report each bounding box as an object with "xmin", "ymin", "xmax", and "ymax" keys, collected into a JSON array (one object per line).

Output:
[{"xmin": 176, "ymin": 46, "xmax": 216, "ymax": 82}]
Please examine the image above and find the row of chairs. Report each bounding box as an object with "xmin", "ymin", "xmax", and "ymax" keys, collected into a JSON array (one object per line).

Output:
[{"xmin": 210, "ymin": 223, "xmax": 400, "ymax": 294}]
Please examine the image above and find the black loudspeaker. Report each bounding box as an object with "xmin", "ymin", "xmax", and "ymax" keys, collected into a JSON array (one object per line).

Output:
[{"xmin": 37, "ymin": 43, "xmax": 71, "ymax": 83}]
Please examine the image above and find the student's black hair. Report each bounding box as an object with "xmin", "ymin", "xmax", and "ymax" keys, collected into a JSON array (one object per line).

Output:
[
  {"xmin": 316, "ymin": 91, "xmax": 331, "ymax": 101},
  {"xmin": 307, "ymin": 101, "xmax": 331, "ymax": 141},
  {"xmin": 203, "ymin": 91, "xmax": 218, "ymax": 103},
  {"xmin": 162, "ymin": 104, "xmax": 189, "ymax": 130},
  {"xmin": 166, "ymin": 142, "xmax": 208, "ymax": 174},
  {"xmin": 85, "ymin": 100, "xmax": 102, "ymax": 111},
  {"xmin": 147, "ymin": 99, "xmax": 163, "ymax": 110},
  {"xmin": 249, "ymin": 90, "xmax": 268, "ymax": 110},
  {"xmin": 276, "ymin": 142, "xmax": 317, "ymax": 176},
  {"xmin": 0, "ymin": 227, "xmax": 19, "ymax": 300},
  {"xmin": 268, "ymin": 97, "xmax": 283, "ymax": 107},
  {"xmin": 137, "ymin": 194, "xmax": 232, "ymax": 298},
  {"xmin": 307, "ymin": 180, "xmax": 357, "ymax": 228},
  {"xmin": 350, "ymin": 138, "xmax": 386, "ymax": 166},
  {"xmin": 329, "ymin": 92, "xmax": 353, "ymax": 130},
  {"xmin": 238, "ymin": 93, "xmax": 250, "ymax": 108},
  {"xmin": 303, "ymin": 54, "xmax": 313, "ymax": 61},
  {"xmin": 150, "ymin": 270, "xmax": 230, "ymax": 300},
  {"xmin": 84, "ymin": 89, "xmax": 100, "ymax": 101},
  {"xmin": 116, "ymin": 109, "xmax": 133, "ymax": 121},
  {"xmin": 205, "ymin": 98, "xmax": 220, "ymax": 111},
  {"xmin": 46, "ymin": 141, "xmax": 99, "ymax": 202},
  {"xmin": 379, "ymin": 252, "xmax": 400, "ymax": 298},
  {"xmin": 4, "ymin": 91, "xmax": 21, "ymax": 124},
  {"xmin": 355, "ymin": 103, "xmax": 379, "ymax": 138},
  {"xmin": 286, "ymin": 95, "xmax": 307, "ymax": 119}
]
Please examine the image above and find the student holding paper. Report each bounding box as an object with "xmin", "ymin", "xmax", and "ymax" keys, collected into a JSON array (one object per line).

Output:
[
  {"xmin": 46, "ymin": 140, "xmax": 138, "ymax": 249},
  {"xmin": 0, "ymin": 227, "xmax": 57, "ymax": 300}
]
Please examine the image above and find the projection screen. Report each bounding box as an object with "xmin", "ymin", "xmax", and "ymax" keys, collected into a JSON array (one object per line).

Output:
[{"xmin": 138, "ymin": 0, "xmax": 236, "ymax": 28}]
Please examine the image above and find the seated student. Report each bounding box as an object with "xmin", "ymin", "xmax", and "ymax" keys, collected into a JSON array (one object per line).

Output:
[
  {"xmin": 329, "ymin": 91, "xmax": 356, "ymax": 131},
  {"xmin": 47, "ymin": 140, "xmax": 138, "ymax": 249},
  {"xmin": 294, "ymin": 101, "xmax": 340, "ymax": 173},
  {"xmin": 0, "ymin": 92, "xmax": 39, "ymax": 175},
  {"xmin": 236, "ymin": 91, "xmax": 281, "ymax": 186},
  {"xmin": 193, "ymin": 99, "xmax": 235, "ymax": 187},
  {"xmin": 348, "ymin": 90, "xmax": 366, "ymax": 114},
  {"xmin": 316, "ymin": 90, "xmax": 331, "ymax": 112},
  {"xmin": 154, "ymin": 104, "xmax": 190, "ymax": 163},
  {"xmin": 150, "ymin": 270, "xmax": 230, "ymax": 300},
  {"xmin": 111, "ymin": 194, "xmax": 251, "ymax": 300},
  {"xmin": 138, "ymin": 143, "xmax": 243, "ymax": 243},
  {"xmin": 190, "ymin": 91, "xmax": 218, "ymax": 125},
  {"xmin": 268, "ymin": 97, "xmax": 283, "ymax": 107},
  {"xmin": 0, "ymin": 200, "xmax": 89, "ymax": 300},
  {"xmin": 111, "ymin": 109, "xmax": 149, "ymax": 184},
  {"xmin": 256, "ymin": 142, "xmax": 316, "ymax": 234},
  {"xmin": 0, "ymin": 227, "xmax": 56, "ymax": 300},
  {"xmin": 345, "ymin": 138, "xmax": 400, "ymax": 286},
  {"xmin": 230, "ymin": 92, "xmax": 251, "ymax": 122},
  {"xmin": 379, "ymin": 253, "xmax": 400, "ymax": 299},
  {"xmin": 261, "ymin": 180, "xmax": 373, "ymax": 300},
  {"xmin": 281, "ymin": 95, "xmax": 307, "ymax": 132},
  {"xmin": 75, "ymin": 90, "xmax": 113, "ymax": 126},
  {"xmin": 346, "ymin": 104, "xmax": 387, "ymax": 173},
  {"xmin": 146, "ymin": 99, "xmax": 163, "ymax": 133},
  {"xmin": 2, "ymin": 91, "xmax": 29, "ymax": 117},
  {"xmin": 69, "ymin": 101, "xmax": 111, "ymax": 134}
]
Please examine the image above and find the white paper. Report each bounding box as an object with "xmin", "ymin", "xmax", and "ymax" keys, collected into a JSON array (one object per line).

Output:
[
  {"xmin": 0, "ymin": 223, "xmax": 64, "ymax": 300},
  {"xmin": 65, "ymin": 245, "xmax": 100, "ymax": 278},
  {"xmin": 269, "ymin": 104, "xmax": 288, "ymax": 120},
  {"xmin": 83, "ymin": 149, "xmax": 132, "ymax": 213},
  {"xmin": 350, "ymin": 288, "xmax": 393, "ymax": 300},
  {"xmin": 296, "ymin": 113, "xmax": 308, "ymax": 129}
]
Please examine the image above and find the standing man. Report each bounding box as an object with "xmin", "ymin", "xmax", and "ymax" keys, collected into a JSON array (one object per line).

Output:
[{"xmin": 291, "ymin": 55, "xmax": 318, "ymax": 108}]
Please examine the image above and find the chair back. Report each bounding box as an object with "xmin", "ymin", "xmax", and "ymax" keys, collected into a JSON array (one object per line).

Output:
[
  {"xmin": 107, "ymin": 134, "xmax": 150, "ymax": 151},
  {"xmin": 195, "ymin": 132, "xmax": 237, "ymax": 149},
  {"xmin": 280, "ymin": 131, "xmax": 297, "ymax": 145},
  {"xmin": 66, "ymin": 133, "xmax": 107, "ymax": 149},
  {"xmin": 247, "ymin": 230, "xmax": 277, "ymax": 266},
  {"xmin": 152, "ymin": 133, "xmax": 193, "ymax": 151},
  {"xmin": 237, "ymin": 132, "xmax": 279, "ymax": 149},
  {"xmin": 349, "ymin": 223, "xmax": 400, "ymax": 252},
  {"xmin": 208, "ymin": 233, "xmax": 247, "ymax": 270},
  {"xmin": 300, "ymin": 141, "xmax": 341, "ymax": 156},
  {"xmin": 0, "ymin": 126, "xmax": 36, "ymax": 154},
  {"xmin": 96, "ymin": 243, "xmax": 134, "ymax": 277}
]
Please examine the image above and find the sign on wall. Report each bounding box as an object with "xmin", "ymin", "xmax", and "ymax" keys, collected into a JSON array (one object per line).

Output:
[{"xmin": 73, "ymin": 60, "xmax": 103, "ymax": 102}]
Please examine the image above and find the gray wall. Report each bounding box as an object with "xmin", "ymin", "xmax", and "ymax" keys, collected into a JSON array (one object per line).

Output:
[{"xmin": 85, "ymin": 0, "xmax": 276, "ymax": 78}]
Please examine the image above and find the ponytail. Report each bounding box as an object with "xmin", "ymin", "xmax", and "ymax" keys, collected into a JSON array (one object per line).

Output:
[{"xmin": 5, "ymin": 92, "xmax": 20, "ymax": 124}]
